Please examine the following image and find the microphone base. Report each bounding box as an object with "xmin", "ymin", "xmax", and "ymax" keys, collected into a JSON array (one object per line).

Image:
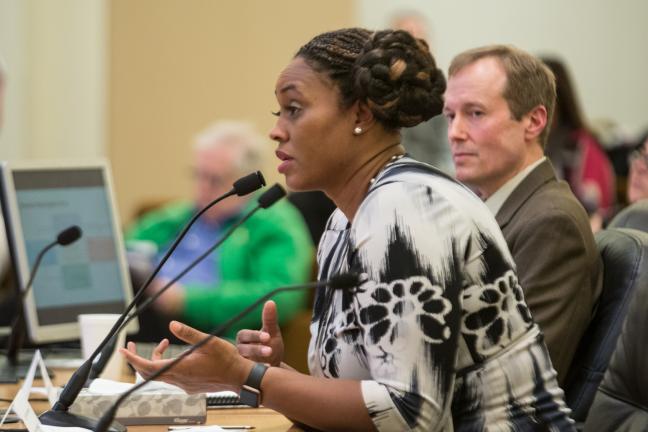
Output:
[{"xmin": 40, "ymin": 409, "xmax": 126, "ymax": 432}]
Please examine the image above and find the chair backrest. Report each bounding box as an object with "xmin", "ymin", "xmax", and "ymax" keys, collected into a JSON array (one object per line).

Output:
[
  {"xmin": 608, "ymin": 200, "xmax": 648, "ymax": 232},
  {"xmin": 584, "ymin": 229, "xmax": 648, "ymax": 431},
  {"xmin": 563, "ymin": 227, "xmax": 648, "ymax": 421}
]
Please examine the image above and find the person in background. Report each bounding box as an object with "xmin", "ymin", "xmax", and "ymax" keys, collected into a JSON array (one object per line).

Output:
[
  {"xmin": 627, "ymin": 136, "xmax": 648, "ymax": 204},
  {"xmin": 123, "ymin": 29, "xmax": 573, "ymax": 431},
  {"xmin": 607, "ymin": 135, "xmax": 648, "ymax": 232},
  {"xmin": 443, "ymin": 45, "xmax": 602, "ymax": 385},
  {"xmin": 390, "ymin": 11, "xmax": 454, "ymax": 175},
  {"xmin": 125, "ymin": 121, "xmax": 312, "ymax": 339},
  {"xmin": 542, "ymin": 57, "xmax": 616, "ymax": 229}
]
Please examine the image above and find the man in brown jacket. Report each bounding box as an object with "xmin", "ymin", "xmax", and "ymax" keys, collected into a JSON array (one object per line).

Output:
[{"xmin": 443, "ymin": 45, "xmax": 602, "ymax": 385}]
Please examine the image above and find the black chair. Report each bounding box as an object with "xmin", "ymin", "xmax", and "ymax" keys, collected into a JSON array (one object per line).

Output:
[
  {"xmin": 584, "ymin": 230, "xmax": 648, "ymax": 431},
  {"xmin": 563, "ymin": 228, "xmax": 648, "ymax": 422},
  {"xmin": 608, "ymin": 200, "xmax": 648, "ymax": 232}
]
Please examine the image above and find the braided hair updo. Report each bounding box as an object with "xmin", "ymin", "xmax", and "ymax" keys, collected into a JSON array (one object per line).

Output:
[{"xmin": 296, "ymin": 28, "xmax": 446, "ymax": 130}]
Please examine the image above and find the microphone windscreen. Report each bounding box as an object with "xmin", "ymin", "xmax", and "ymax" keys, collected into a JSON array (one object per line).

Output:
[
  {"xmin": 258, "ymin": 184, "xmax": 286, "ymax": 208},
  {"xmin": 57, "ymin": 225, "xmax": 83, "ymax": 246},
  {"xmin": 233, "ymin": 171, "xmax": 266, "ymax": 196},
  {"xmin": 328, "ymin": 273, "xmax": 361, "ymax": 290}
]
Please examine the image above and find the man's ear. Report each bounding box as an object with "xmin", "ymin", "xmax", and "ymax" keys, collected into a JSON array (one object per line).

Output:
[
  {"xmin": 352, "ymin": 101, "xmax": 376, "ymax": 135},
  {"xmin": 524, "ymin": 105, "xmax": 548, "ymax": 142}
]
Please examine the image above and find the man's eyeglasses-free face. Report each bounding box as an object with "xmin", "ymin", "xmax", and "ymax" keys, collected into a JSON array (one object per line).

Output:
[{"xmin": 629, "ymin": 148, "xmax": 648, "ymax": 169}]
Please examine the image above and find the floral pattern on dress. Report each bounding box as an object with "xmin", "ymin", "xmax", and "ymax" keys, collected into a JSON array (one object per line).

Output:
[
  {"xmin": 309, "ymin": 158, "xmax": 574, "ymax": 431},
  {"xmin": 355, "ymin": 276, "xmax": 453, "ymax": 346},
  {"xmin": 462, "ymin": 269, "xmax": 534, "ymax": 357}
]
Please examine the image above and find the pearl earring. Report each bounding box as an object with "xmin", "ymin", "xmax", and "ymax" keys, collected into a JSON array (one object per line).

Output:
[{"xmin": 353, "ymin": 127, "xmax": 362, "ymax": 135}]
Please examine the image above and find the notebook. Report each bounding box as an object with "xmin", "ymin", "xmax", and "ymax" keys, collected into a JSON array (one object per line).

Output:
[{"xmin": 206, "ymin": 391, "xmax": 249, "ymax": 409}]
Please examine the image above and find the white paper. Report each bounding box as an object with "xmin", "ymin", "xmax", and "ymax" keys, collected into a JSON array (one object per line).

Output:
[
  {"xmin": 41, "ymin": 426, "xmax": 92, "ymax": 432},
  {"xmin": 133, "ymin": 372, "xmax": 187, "ymax": 392},
  {"xmin": 169, "ymin": 426, "xmax": 225, "ymax": 432},
  {"xmin": 37, "ymin": 354, "xmax": 58, "ymax": 407},
  {"xmin": 205, "ymin": 390, "xmax": 238, "ymax": 398},
  {"xmin": 43, "ymin": 357, "xmax": 85, "ymax": 369},
  {"xmin": 87, "ymin": 378, "xmax": 134, "ymax": 395},
  {"xmin": 3, "ymin": 353, "xmax": 110, "ymax": 432},
  {"xmin": 88, "ymin": 377, "xmax": 186, "ymax": 395},
  {"xmin": 12, "ymin": 350, "xmax": 45, "ymax": 432}
]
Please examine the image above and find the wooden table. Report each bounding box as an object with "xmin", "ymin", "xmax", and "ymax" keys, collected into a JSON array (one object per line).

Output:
[{"xmin": 0, "ymin": 367, "xmax": 299, "ymax": 431}]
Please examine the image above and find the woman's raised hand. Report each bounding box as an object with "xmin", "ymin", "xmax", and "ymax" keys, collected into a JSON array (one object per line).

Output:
[{"xmin": 236, "ymin": 300, "xmax": 285, "ymax": 367}]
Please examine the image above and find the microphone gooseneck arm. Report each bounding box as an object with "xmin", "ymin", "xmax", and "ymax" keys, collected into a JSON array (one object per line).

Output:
[
  {"xmin": 6, "ymin": 239, "xmax": 57, "ymax": 361},
  {"xmin": 88, "ymin": 204, "xmax": 262, "ymax": 379},
  {"xmin": 88, "ymin": 183, "xmax": 282, "ymax": 380},
  {"xmin": 52, "ymin": 172, "xmax": 266, "ymax": 413},
  {"xmin": 89, "ymin": 182, "xmax": 285, "ymax": 381},
  {"xmin": 94, "ymin": 274, "xmax": 360, "ymax": 432},
  {"xmin": 132, "ymin": 184, "xmax": 285, "ymax": 319},
  {"xmin": 51, "ymin": 192, "xmax": 233, "ymax": 410},
  {"xmin": 21, "ymin": 241, "xmax": 57, "ymax": 295},
  {"xmin": 7, "ymin": 224, "xmax": 83, "ymax": 363}
]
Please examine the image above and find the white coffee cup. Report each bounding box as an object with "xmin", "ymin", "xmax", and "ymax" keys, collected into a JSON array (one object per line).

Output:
[{"xmin": 78, "ymin": 314, "xmax": 126, "ymax": 381}]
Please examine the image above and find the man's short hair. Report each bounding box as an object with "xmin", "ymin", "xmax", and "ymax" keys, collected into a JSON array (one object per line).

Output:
[
  {"xmin": 449, "ymin": 45, "xmax": 556, "ymax": 148},
  {"xmin": 193, "ymin": 121, "xmax": 266, "ymax": 175}
]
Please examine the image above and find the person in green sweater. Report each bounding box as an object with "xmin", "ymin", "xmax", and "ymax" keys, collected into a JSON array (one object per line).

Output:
[{"xmin": 125, "ymin": 121, "xmax": 312, "ymax": 339}]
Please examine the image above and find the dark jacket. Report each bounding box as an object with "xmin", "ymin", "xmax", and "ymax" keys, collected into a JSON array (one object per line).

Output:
[{"xmin": 496, "ymin": 159, "xmax": 603, "ymax": 384}]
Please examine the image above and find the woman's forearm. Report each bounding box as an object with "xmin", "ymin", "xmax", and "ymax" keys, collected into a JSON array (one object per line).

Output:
[
  {"xmin": 259, "ymin": 367, "xmax": 376, "ymax": 432},
  {"xmin": 278, "ymin": 362, "xmax": 296, "ymax": 371}
]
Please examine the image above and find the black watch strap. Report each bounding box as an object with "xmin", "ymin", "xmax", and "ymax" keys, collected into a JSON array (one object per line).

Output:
[{"xmin": 240, "ymin": 363, "xmax": 268, "ymax": 407}]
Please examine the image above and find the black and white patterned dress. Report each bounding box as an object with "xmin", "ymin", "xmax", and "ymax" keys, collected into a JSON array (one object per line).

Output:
[{"xmin": 309, "ymin": 157, "xmax": 575, "ymax": 431}]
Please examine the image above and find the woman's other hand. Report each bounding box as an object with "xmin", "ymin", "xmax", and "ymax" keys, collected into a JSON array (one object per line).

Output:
[
  {"xmin": 121, "ymin": 321, "xmax": 253, "ymax": 393},
  {"xmin": 236, "ymin": 300, "xmax": 285, "ymax": 367}
]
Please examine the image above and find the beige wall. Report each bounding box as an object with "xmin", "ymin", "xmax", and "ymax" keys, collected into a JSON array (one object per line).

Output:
[
  {"xmin": 109, "ymin": 1, "xmax": 355, "ymax": 225},
  {"xmin": 359, "ymin": 0, "xmax": 648, "ymax": 139},
  {"xmin": 0, "ymin": 0, "xmax": 106, "ymax": 161}
]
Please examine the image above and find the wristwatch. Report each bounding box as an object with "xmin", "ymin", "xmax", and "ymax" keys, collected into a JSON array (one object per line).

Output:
[{"xmin": 239, "ymin": 362, "xmax": 268, "ymax": 407}]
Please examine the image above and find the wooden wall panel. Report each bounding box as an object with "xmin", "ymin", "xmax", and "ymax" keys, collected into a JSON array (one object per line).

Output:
[{"xmin": 108, "ymin": 0, "xmax": 355, "ymax": 225}]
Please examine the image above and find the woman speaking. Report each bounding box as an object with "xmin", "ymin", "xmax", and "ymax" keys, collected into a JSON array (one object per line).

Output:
[{"xmin": 123, "ymin": 28, "xmax": 574, "ymax": 431}]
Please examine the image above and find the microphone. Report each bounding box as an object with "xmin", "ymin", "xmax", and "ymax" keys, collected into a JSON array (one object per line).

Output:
[
  {"xmin": 56, "ymin": 225, "xmax": 83, "ymax": 246},
  {"xmin": 94, "ymin": 273, "xmax": 361, "ymax": 432},
  {"xmin": 233, "ymin": 171, "xmax": 266, "ymax": 196},
  {"xmin": 88, "ymin": 183, "xmax": 287, "ymax": 381},
  {"xmin": 21, "ymin": 225, "xmax": 83, "ymax": 301},
  {"xmin": 2, "ymin": 225, "xmax": 83, "ymax": 381},
  {"xmin": 258, "ymin": 184, "xmax": 286, "ymax": 208},
  {"xmin": 143, "ymin": 171, "xmax": 265, "ymax": 301},
  {"xmin": 39, "ymin": 172, "xmax": 266, "ymax": 432}
]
